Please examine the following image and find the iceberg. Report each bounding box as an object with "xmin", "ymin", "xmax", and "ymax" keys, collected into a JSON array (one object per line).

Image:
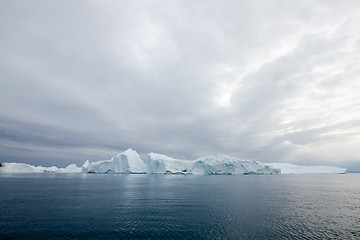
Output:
[
  {"xmin": 269, "ymin": 163, "xmax": 347, "ymax": 174},
  {"xmin": 0, "ymin": 162, "xmax": 81, "ymax": 173},
  {"xmin": 83, "ymin": 148, "xmax": 147, "ymax": 174},
  {"xmin": 0, "ymin": 162, "xmax": 39, "ymax": 173},
  {"xmin": 147, "ymin": 153, "xmax": 280, "ymax": 175},
  {"xmin": 0, "ymin": 149, "xmax": 348, "ymax": 175}
]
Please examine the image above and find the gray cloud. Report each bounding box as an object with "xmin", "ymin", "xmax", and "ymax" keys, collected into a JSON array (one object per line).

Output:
[{"xmin": 1, "ymin": 0, "xmax": 360, "ymax": 171}]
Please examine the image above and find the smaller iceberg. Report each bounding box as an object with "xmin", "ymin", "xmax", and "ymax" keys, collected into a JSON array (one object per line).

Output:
[
  {"xmin": 0, "ymin": 162, "xmax": 81, "ymax": 173},
  {"xmin": 82, "ymin": 148, "xmax": 147, "ymax": 174},
  {"xmin": 0, "ymin": 162, "xmax": 40, "ymax": 173},
  {"xmin": 269, "ymin": 163, "xmax": 347, "ymax": 174}
]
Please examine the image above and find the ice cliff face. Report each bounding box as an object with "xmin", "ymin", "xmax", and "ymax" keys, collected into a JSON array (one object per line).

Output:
[
  {"xmin": 83, "ymin": 148, "xmax": 146, "ymax": 174},
  {"xmin": 147, "ymin": 153, "xmax": 194, "ymax": 174},
  {"xmin": 192, "ymin": 154, "xmax": 280, "ymax": 175},
  {"xmin": 147, "ymin": 153, "xmax": 280, "ymax": 175}
]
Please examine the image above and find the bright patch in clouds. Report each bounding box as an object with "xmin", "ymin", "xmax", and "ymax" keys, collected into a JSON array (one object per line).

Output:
[{"xmin": 215, "ymin": 82, "xmax": 233, "ymax": 107}]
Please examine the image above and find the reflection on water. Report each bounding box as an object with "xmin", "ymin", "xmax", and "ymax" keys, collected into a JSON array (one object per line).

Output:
[{"xmin": 0, "ymin": 173, "xmax": 359, "ymax": 239}]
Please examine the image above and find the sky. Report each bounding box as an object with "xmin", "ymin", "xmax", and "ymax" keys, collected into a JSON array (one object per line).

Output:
[{"xmin": 1, "ymin": 0, "xmax": 360, "ymax": 171}]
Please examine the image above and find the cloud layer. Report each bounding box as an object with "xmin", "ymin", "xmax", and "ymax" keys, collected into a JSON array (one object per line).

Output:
[{"xmin": 1, "ymin": 0, "xmax": 360, "ymax": 170}]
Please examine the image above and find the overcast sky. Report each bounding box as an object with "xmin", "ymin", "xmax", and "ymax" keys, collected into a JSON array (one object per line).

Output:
[{"xmin": 1, "ymin": 0, "xmax": 360, "ymax": 170}]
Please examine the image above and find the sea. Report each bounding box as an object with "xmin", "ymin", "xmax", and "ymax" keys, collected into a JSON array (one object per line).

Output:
[{"xmin": 0, "ymin": 173, "xmax": 359, "ymax": 239}]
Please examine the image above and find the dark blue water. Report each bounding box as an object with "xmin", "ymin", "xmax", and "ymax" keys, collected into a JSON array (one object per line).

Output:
[{"xmin": 0, "ymin": 173, "xmax": 359, "ymax": 239}]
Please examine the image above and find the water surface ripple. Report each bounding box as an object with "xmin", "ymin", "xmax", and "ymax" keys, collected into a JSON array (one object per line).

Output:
[{"xmin": 0, "ymin": 173, "xmax": 359, "ymax": 239}]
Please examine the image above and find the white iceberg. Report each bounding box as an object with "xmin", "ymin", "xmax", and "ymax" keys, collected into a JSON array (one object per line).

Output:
[
  {"xmin": 147, "ymin": 153, "xmax": 280, "ymax": 175},
  {"xmin": 0, "ymin": 162, "xmax": 81, "ymax": 173},
  {"xmin": 269, "ymin": 163, "xmax": 347, "ymax": 174},
  {"xmin": 0, "ymin": 149, "xmax": 348, "ymax": 175},
  {"xmin": 0, "ymin": 162, "xmax": 39, "ymax": 173},
  {"xmin": 83, "ymin": 148, "xmax": 147, "ymax": 174}
]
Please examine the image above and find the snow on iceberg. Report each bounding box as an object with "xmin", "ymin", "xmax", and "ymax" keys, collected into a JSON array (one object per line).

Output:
[
  {"xmin": 147, "ymin": 153, "xmax": 280, "ymax": 175},
  {"xmin": 269, "ymin": 163, "xmax": 347, "ymax": 174},
  {"xmin": 83, "ymin": 148, "xmax": 146, "ymax": 174}
]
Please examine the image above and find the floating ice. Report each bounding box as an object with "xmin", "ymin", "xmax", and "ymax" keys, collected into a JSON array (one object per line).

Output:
[
  {"xmin": 0, "ymin": 162, "xmax": 81, "ymax": 173},
  {"xmin": 0, "ymin": 149, "xmax": 348, "ymax": 175},
  {"xmin": 0, "ymin": 162, "xmax": 39, "ymax": 173}
]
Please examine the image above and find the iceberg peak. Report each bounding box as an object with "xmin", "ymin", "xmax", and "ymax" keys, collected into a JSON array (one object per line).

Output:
[
  {"xmin": 82, "ymin": 160, "xmax": 89, "ymax": 169},
  {"xmin": 83, "ymin": 149, "xmax": 146, "ymax": 174}
]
